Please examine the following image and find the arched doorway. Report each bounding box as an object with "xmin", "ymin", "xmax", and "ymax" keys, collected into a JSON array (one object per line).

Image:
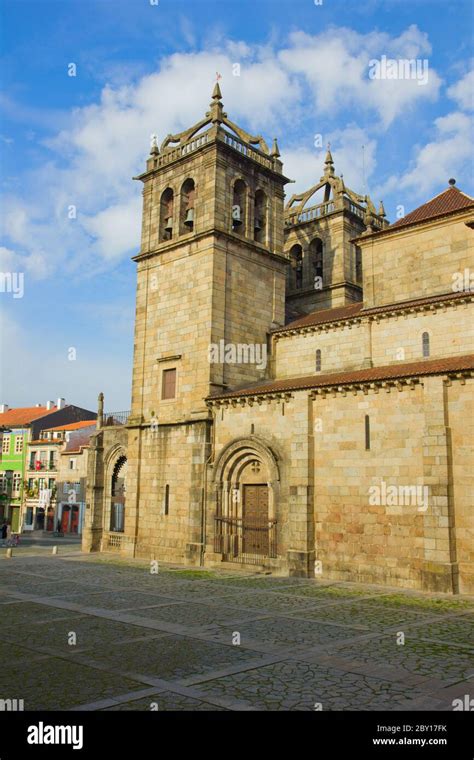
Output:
[
  {"xmin": 212, "ymin": 438, "xmax": 280, "ymax": 564},
  {"xmin": 110, "ymin": 456, "xmax": 127, "ymax": 533}
]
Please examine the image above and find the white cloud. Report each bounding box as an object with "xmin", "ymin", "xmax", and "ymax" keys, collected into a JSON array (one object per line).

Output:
[
  {"xmin": 282, "ymin": 125, "xmax": 377, "ymax": 200},
  {"xmin": 447, "ymin": 69, "xmax": 474, "ymax": 111},
  {"xmin": 380, "ymin": 111, "xmax": 472, "ymax": 199},
  {"xmin": 0, "ymin": 25, "xmax": 444, "ymax": 282},
  {"xmin": 279, "ymin": 25, "xmax": 441, "ymax": 128},
  {"xmin": 82, "ymin": 197, "xmax": 142, "ymax": 260}
]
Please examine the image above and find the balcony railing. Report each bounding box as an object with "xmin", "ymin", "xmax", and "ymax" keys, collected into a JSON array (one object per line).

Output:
[
  {"xmin": 214, "ymin": 516, "xmax": 277, "ymax": 565},
  {"xmin": 285, "ymin": 196, "xmax": 375, "ymax": 228},
  {"xmin": 221, "ymin": 130, "xmax": 274, "ymax": 170},
  {"xmin": 102, "ymin": 411, "xmax": 130, "ymax": 427}
]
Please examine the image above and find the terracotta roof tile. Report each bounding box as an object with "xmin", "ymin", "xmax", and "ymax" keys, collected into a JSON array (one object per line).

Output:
[
  {"xmin": 274, "ymin": 290, "xmax": 471, "ymax": 335},
  {"xmin": 30, "ymin": 439, "xmax": 63, "ymax": 445},
  {"xmin": 63, "ymin": 430, "xmax": 94, "ymax": 453},
  {"xmin": 275, "ymin": 302, "xmax": 363, "ymax": 333},
  {"xmin": 42, "ymin": 420, "xmax": 96, "ymax": 432},
  {"xmin": 208, "ymin": 354, "xmax": 474, "ymax": 401},
  {"xmin": 389, "ymin": 186, "xmax": 473, "ymax": 230},
  {"xmin": 0, "ymin": 407, "xmax": 55, "ymax": 427}
]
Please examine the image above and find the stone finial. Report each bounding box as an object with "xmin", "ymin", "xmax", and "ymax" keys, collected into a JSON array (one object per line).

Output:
[
  {"xmin": 270, "ymin": 137, "xmax": 280, "ymax": 158},
  {"xmin": 378, "ymin": 200, "xmax": 386, "ymax": 218},
  {"xmin": 212, "ymin": 81, "xmax": 222, "ymax": 101},
  {"xmin": 97, "ymin": 392, "xmax": 104, "ymax": 429},
  {"xmin": 324, "ymin": 143, "xmax": 335, "ymax": 176},
  {"xmin": 448, "ymin": 178, "xmax": 456, "ymax": 187},
  {"xmin": 209, "ymin": 82, "xmax": 224, "ymax": 124},
  {"xmin": 150, "ymin": 133, "xmax": 159, "ymax": 156}
]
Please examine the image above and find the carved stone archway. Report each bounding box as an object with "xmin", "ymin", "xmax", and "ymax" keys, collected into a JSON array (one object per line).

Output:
[
  {"xmin": 103, "ymin": 445, "xmax": 127, "ymax": 534},
  {"xmin": 212, "ymin": 437, "xmax": 280, "ymax": 560}
]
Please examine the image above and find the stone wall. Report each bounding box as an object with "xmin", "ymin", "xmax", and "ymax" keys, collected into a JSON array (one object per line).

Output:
[
  {"xmin": 273, "ymin": 302, "xmax": 474, "ymax": 379},
  {"xmin": 360, "ymin": 212, "xmax": 473, "ymax": 308},
  {"xmin": 209, "ymin": 373, "xmax": 472, "ymax": 592},
  {"xmin": 124, "ymin": 420, "xmax": 211, "ymax": 564},
  {"xmin": 447, "ymin": 379, "xmax": 474, "ymax": 593}
]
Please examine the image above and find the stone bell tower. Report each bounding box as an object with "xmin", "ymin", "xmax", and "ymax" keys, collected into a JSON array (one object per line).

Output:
[
  {"xmin": 284, "ymin": 147, "xmax": 389, "ymax": 315},
  {"xmin": 123, "ymin": 83, "xmax": 291, "ymax": 564}
]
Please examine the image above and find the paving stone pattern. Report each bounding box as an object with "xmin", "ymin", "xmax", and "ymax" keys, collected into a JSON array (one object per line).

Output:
[{"xmin": 0, "ymin": 555, "xmax": 472, "ymax": 711}]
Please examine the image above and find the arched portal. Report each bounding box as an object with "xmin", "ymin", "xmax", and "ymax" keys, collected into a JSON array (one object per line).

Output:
[
  {"xmin": 110, "ymin": 455, "xmax": 127, "ymax": 533},
  {"xmin": 212, "ymin": 438, "xmax": 280, "ymax": 563}
]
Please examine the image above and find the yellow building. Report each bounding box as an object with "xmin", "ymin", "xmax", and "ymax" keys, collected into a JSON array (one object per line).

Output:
[{"xmin": 84, "ymin": 86, "xmax": 474, "ymax": 594}]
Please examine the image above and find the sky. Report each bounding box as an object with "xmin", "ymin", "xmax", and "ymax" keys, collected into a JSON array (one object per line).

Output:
[{"xmin": 0, "ymin": 0, "xmax": 473, "ymax": 412}]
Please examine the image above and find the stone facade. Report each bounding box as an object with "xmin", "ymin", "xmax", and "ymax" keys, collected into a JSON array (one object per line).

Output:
[{"xmin": 83, "ymin": 86, "xmax": 474, "ymax": 594}]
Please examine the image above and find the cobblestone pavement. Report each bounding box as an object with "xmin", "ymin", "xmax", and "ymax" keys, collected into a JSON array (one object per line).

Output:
[{"xmin": 0, "ymin": 554, "xmax": 472, "ymax": 711}]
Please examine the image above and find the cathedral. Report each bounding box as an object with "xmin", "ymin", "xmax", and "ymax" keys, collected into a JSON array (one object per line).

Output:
[{"xmin": 83, "ymin": 84, "xmax": 474, "ymax": 594}]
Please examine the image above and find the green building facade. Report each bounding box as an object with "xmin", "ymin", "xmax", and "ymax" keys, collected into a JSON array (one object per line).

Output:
[{"xmin": 0, "ymin": 428, "xmax": 28, "ymax": 532}]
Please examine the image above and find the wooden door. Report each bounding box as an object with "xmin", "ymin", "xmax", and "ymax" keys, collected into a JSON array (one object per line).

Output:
[
  {"xmin": 243, "ymin": 484, "xmax": 269, "ymax": 555},
  {"xmin": 70, "ymin": 506, "xmax": 79, "ymax": 534},
  {"xmin": 61, "ymin": 506, "xmax": 70, "ymax": 532}
]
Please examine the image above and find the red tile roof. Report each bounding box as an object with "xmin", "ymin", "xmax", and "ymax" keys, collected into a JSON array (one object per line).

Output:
[
  {"xmin": 30, "ymin": 439, "xmax": 64, "ymax": 445},
  {"xmin": 0, "ymin": 407, "xmax": 55, "ymax": 427},
  {"xmin": 389, "ymin": 186, "xmax": 473, "ymax": 230},
  {"xmin": 208, "ymin": 354, "xmax": 474, "ymax": 401},
  {"xmin": 42, "ymin": 420, "xmax": 96, "ymax": 432},
  {"xmin": 63, "ymin": 430, "xmax": 94, "ymax": 453},
  {"xmin": 276, "ymin": 302, "xmax": 363, "ymax": 332},
  {"xmin": 274, "ymin": 290, "xmax": 471, "ymax": 335}
]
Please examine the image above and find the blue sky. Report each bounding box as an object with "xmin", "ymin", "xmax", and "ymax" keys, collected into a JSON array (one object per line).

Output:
[{"xmin": 1, "ymin": 0, "xmax": 473, "ymax": 411}]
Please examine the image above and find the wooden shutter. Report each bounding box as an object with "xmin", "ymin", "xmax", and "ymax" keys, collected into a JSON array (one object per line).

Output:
[{"xmin": 162, "ymin": 369, "xmax": 177, "ymax": 399}]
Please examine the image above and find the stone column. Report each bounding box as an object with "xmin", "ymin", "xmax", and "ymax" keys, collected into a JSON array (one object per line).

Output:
[
  {"xmin": 421, "ymin": 375, "xmax": 458, "ymax": 592},
  {"xmin": 82, "ymin": 432, "xmax": 104, "ymax": 553},
  {"xmin": 286, "ymin": 394, "xmax": 315, "ymax": 576}
]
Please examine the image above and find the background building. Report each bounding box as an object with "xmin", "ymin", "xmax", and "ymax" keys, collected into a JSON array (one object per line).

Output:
[
  {"xmin": 24, "ymin": 420, "xmax": 96, "ymax": 533},
  {"xmin": 55, "ymin": 423, "xmax": 96, "ymax": 535},
  {"xmin": 0, "ymin": 401, "xmax": 96, "ymax": 533}
]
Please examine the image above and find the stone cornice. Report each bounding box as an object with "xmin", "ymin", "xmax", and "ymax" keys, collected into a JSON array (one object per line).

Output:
[
  {"xmin": 132, "ymin": 228, "xmax": 288, "ymax": 265},
  {"xmin": 207, "ymin": 369, "xmax": 473, "ymax": 408},
  {"xmin": 274, "ymin": 292, "xmax": 473, "ymax": 340}
]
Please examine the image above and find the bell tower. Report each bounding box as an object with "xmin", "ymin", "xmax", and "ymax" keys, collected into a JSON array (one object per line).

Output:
[
  {"xmin": 284, "ymin": 147, "xmax": 389, "ymax": 315},
  {"xmin": 129, "ymin": 83, "xmax": 290, "ymax": 426},
  {"xmin": 124, "ymin": 84, "xmax": 290, "ymax": 563}
]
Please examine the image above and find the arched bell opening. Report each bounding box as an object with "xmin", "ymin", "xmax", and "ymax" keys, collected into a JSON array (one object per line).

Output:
[
  {"xmin": 159, "ymin": 188, "xmax": 174, "ymax": 241},
  {"xmin": 254, "ymin": 188, "xmax": 267, "ymax": 244},
  {"xmin": 289, "ymin": 244, "xmax": 303, "ymax": 290},
  {"xmin": 180, "ymin": 178, "xmax": 195, "ymax": 235},
  {"xmin": 309, "ymin": 237, "xmax": 324, "ymax": 288},
  {"xmin": 231, "ymin": 179, "xmax": 248, "ymax": 236}
]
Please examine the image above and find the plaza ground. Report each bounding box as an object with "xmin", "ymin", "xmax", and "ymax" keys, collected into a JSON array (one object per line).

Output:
[{"xmin": 0, "ymin": 547, "xmax": 472, "ymax": 711}]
